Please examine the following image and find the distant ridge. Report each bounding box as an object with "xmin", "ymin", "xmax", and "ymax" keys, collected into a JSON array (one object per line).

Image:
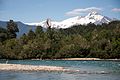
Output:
[
  {"xmin": 26, "ymin": 11, "xmax": 113, "ymax": 29},
  {"xmin": 0, "ymin": 21, "xmax": 36, "ymax": 37}
]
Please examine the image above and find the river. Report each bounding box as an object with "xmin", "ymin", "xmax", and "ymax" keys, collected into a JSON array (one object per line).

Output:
[{"xmin": 0, "ymin": 60, "xmax": 120, "ymax": 80}]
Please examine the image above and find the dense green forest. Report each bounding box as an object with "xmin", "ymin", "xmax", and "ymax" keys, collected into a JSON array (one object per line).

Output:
[{"xmin": 0, "ymin": 20, "xmax": 120, "ymax": 59}]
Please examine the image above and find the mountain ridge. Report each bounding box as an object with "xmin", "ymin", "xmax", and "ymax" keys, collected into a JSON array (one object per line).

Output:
[
  {"xmin": 0, "ymin": 21, "xmax": 36, "ymax": 37},
  {"xmin": 25, "ymin": 11, "xmax": 113, "ymax": 29}
]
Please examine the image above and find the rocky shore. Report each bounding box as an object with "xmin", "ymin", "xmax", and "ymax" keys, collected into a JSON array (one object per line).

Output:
[{"xmin": 0, "ymin": 64, "xmax": 72, "ymax": 72}]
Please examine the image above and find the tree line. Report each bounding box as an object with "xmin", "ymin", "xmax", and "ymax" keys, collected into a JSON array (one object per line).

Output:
[{"xmin": 0, "ymin": 20, "xmax": 120, "ymax": 59}]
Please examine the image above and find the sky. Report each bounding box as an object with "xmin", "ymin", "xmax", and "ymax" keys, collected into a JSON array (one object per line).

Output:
[{"xmin": 0, "ymin": 0, "xmax": 120, "ymax": 23}]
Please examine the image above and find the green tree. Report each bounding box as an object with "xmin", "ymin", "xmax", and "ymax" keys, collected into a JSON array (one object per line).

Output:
[
  {"xmin": 0, "ymin": 27, "xmax": 8, "ymax": 42},
  {"xmin": 19, "ymin": 33, "xmax": 28, "ymax": 45},
  {"xmin": 7, "ymin": 20, "xmax": 19, "ymax": 38},
  {"xmin": 27, "ymin": 29, "xmax": 36, "ymax": 40},
  {"xmin": 35, "ymin": 26, "xmax": 44, "ymax": 38},
  {"xmin": 2, "ymin": 39, "xmax": 23, "ymax": 59}
]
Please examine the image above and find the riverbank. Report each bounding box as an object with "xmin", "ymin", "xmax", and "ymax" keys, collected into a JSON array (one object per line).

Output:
[
  {"xmin": 31, "ymin": 58, "xmax": 100, "ymax": 60},
  {"xmin": 62, "ymin": 58, "xmax": 101, "ymax": 60},
  {"xmin": 31, "ymin": 58, "xmax": 120, "ymax": 61},
  {"xmin": 0, "ymin": 60, "xmax": 119, "ymax": 80},
  {"xmin": 1, "ymin": 58, "xmax": 120, "ymax": 61}
]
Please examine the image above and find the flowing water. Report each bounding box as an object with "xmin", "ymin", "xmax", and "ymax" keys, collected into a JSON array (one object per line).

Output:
[{"xmin": 0, "ymin": 60, "xmax": 120, "ymax": 80}]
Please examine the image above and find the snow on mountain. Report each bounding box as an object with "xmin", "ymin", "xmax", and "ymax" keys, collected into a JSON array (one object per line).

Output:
[{"xmin": 25, "ymin": 11, "xmax": 112, "ymax": 29}]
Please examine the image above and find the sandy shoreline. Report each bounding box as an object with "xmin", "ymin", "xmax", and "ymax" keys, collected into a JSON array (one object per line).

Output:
[
  {"xmin": 0, "ymin": 63, "xmax": 73, "ymax": 72},
  {"xmin": 32, "ymin": 58, "xmax": 102, "ymax": 60},
  {"xmin": 1, "ymin": 58, "xmax": 119, "ymax": 61},
  {"xmin": 31, "ymin": 58, "xmax": 100, "ymax": 60},
  {"xmin": 62, "ymin": 58, "xmax": 101, "ymax": 60},
  {"xmin": 31, "ymin": 58, "xmax": 120, "ymax": 60}
]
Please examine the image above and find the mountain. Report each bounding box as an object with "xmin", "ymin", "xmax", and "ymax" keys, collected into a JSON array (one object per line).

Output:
[
  {"xmin": 0, "ymin": 11, "xmax": 114, "ymax": 37},
  {"xmin": 0, "ymin": 21, "xmax": 36, "ymax": 37},
  {"xmin": 26, "ymin": 11, "xmax": 112, "ymax": 29}
]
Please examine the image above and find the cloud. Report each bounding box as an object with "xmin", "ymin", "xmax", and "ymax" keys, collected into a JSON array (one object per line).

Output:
[
  {"xmin": 112, "ymin": 8, "xmax": 120, "ymax": 12},
  {"xmin": 65, "ymin": 7, "xmax": 102, "ymax": 16}
]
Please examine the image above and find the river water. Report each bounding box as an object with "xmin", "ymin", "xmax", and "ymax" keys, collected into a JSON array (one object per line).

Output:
[{"xmin": 0, "ymin": 60, "xmax": 120, "ymax": 80}]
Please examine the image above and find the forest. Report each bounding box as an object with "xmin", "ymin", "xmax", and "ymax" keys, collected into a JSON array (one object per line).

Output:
[{"xmin": 0, "ymin": 20, "xmax": 120, "ymax": 59}]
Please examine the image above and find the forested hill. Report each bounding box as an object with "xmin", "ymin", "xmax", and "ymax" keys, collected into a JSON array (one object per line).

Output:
[{"xmin": 0, "ymin": 20, "xmax": 120, "ymax": 59}]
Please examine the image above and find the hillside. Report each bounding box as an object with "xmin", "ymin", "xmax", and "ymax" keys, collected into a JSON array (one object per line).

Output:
[{"xmin": 0, "ymin": 20, "xmax": 120, "ymax": 59}]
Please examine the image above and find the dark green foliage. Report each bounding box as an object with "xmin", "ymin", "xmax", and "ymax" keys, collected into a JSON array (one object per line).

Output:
[
  {"xmin": 27, "ymin": 29, "xmax": 36, "ymax": 40},
  {"xmin": 0, "ymin": 27, "xmax": 8, "ymax": 42},
  {"xmin": 35, "ymin": 26, "xmax": 44, "ymax": 38},
  {"xmin": 0, "ymin": 20, "xmax": 19, "ymax": 42},
  {"xmin": 19, "ymin": 33, "xmax": 28, "ymax": 44},
  {"xmin": 7, "ymin": 20, "xmax": 19, "ymax": 32},
  {"xmin": 1, "ymin": 39, "xmax": 23, "ymax": 59},
  {"xmin": 7, "ymin": 20, "xmax": 19, "ymax": 38},
  {"xmin": 0, "ymin": 20, "xmax": 120, "ymax": 59}
]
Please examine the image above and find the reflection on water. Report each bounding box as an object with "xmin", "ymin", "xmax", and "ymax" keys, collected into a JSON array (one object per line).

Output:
[{"xmin": 0, "ymin": 60, "xmax": 120, "ymax": 80}]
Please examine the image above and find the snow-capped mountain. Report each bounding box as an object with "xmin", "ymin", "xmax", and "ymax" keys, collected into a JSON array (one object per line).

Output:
[{"xmin": 25, "ymin": 11, "xmax": 112, "ymax": 29}]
